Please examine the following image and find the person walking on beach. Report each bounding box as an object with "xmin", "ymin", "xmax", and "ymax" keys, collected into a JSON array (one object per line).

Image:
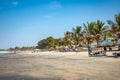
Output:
[
  {"xmin": 87, "ymin": 44, "xmax": 92, "ymax": 57},
  {"xmin": 103, "ymin": 47, "xmax": 107, "ymax": 56}
]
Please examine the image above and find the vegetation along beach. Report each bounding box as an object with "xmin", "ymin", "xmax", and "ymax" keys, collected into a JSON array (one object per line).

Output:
[{"xmin": 0, "ymin": 0, "xmax": 120, "ymax": 80}]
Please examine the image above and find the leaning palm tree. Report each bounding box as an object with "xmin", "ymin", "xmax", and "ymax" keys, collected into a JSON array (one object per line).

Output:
[
  {"xmin": 107, "ymin": 20, "xmax": 118, "ymax": 39},
  {"xmin": 115, "ymin": 13, "xmax": 120, "ymax": 39},
  {"xmin": 115, "ymin": 13, "xmax": 120, "ymax": 26}
]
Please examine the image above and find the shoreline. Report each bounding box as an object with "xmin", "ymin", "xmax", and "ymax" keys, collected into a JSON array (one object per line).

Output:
[{"xmin": 0, "ymin": 51, "xmax": 11, "ymax": 53}]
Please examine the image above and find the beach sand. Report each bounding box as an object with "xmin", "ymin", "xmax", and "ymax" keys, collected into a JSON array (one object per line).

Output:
[{"xmin": 0, "ymin": 51, "xmax": 120, "ymax": 80}]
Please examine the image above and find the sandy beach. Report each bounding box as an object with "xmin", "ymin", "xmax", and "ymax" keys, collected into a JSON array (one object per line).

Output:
[{"xmin": 0, "ymin": 51, "xmax": 120, "ymax": 80}]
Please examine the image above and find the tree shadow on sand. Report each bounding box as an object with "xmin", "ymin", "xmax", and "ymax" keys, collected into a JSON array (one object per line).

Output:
[
  {"xmin": 105, "ymin": 55, "xmax": 120, "ymax": 58},
  {"xmin": 0, "ymin": 75, "xmax": 65, "ymax": 80},
  {"xmin": 91, "ymin": 55, "xmax": 120, "ymax": 58}
]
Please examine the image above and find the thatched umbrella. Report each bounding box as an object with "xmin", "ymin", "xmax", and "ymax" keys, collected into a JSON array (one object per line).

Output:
[
  {"xmin": 96, "ymin": 37, "xmax": 114, "ymax": 53},
  {"xmin": 98, "ymin": 37, "xmax": 113, "ymax": 47}
]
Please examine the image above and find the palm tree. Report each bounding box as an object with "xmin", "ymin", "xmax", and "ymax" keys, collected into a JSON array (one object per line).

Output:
[
  {"xmin": 107, "ymin": 20, "xmax": 118, "ymax": 39},
  {"xmin": 56, "ymin": 38, "xmax": 65, "ymax": 46},
  {"xmin": 46, "ymin": 36, "xmax": 58, "ymax": 50},
  {"xmin": 83, "ymin": 22, "xmax": 95, "ymax": 44},
  {"xmin": 93, "ymin": 20, "xmax": 105, "ymax": 44},
  {"xmin": 115, "ymin": 13, "xmax": 120, "ymax": 26},
  {"xmin": 72, "ymin": 26, "xmax": 83, "ymax": 46},
  {"xmin": 64, "ymin": 31, "xmax": 74, "ymax": 46},
  {"xmin": 115, "ymin": 13, "xmax": 120, "ymax": 39},
  {"xmin": 107, "ymin": 13, "xmax": 120, "ymax": 40},
  {"xmin": 83, "ymin": 21, "xmax": 107, "ymax": 45}
]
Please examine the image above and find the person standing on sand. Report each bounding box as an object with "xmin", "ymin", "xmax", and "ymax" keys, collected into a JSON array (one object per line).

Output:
[
  {"xmin": 103, "ymin": 47, "xmax": 107, "ymax": 56},
  {"xmin": 87, "ymin": 44, "xmax": 92, "ymax": 57}
]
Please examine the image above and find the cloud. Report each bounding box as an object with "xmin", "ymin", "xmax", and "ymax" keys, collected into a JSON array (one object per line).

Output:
[
  {"xmin": 11, "ymin": 1, "xmax": 19, "ymax": 6},
  {"xmin": 49, "ymin": 1, "xmax": 62, "ymax": 9}
]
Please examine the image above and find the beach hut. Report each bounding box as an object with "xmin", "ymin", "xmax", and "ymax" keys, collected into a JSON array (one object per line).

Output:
[
  {"xmin": 97, "ymin": 37, "xmax": 113, "ymax": 47},
  {"xmin": 93, "ymin": 37, "xmax": 113, "ymax": 56}
]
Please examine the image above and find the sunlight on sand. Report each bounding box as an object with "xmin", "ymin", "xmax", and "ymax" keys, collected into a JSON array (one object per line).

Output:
[{"xmin": 0, "ymin": 51, "xmax": 120, "ymax": 80}]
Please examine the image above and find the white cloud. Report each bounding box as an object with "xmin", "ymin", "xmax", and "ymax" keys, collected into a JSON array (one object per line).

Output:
[
  {"xmin": 49, "ymin": 1, "xmax": 62, "ymax": 9},
  {"xmin": 12, "ymin": 1, "xmax": 19, "ymax": 6}
]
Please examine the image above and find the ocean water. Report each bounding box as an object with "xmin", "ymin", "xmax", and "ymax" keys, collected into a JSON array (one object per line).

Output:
[{"xmin": 0, "ymin": 51, "xmax": 10, "ymax": 54}]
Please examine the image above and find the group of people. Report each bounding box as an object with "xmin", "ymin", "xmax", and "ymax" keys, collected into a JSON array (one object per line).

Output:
[{"xmin": 87, "ymin": 44, "xmax": 107, "ymax": 57}]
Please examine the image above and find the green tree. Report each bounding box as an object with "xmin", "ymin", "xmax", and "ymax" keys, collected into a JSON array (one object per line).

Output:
[
  {"xmin": 93, "ymin": 20, "xmax": 105, "ymax": 44},
  {"xmin": 115, "ymin": 13, "xmax": 120, "ymax": 26},
  {"xmin": 115, "ymin": 13, "xmax": 120, "ymax": 38},
  {"xmin": 46, "ymin": 36, "xmax": 59, "ymax": 50},
  {"xmin": 15, "ymin": 46, "xmax": 20, "ymax": 50},
  {"xmin": 37, "ymin": 39, "xmax": 48, "ymax": 49},
  {"xmin": 72, "ymin": 26, "xmax": 83, "ymax": 46},
  {"xmin": 83, "ymin": 22, "xmax": 95, "ymax": 44},
  {"xmin": 64, "ymin": 31, "xmax": 74, "ymax": 46},
  {"xmin": 107, "ymin": 13, "xmax": 120, "ymax": 39},
  {"xmin": 56, "ymin": 38, "xmax": 65, "ymax": 46}
]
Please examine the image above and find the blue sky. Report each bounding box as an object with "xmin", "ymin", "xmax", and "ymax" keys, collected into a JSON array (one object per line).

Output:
[{"xmin": 0, "ymin": 0, "xmax": 120, "ymax": 49}]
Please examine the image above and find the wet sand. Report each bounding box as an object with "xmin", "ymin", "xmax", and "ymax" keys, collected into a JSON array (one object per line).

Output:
[{"xmin": 0, "ymin": 51, "xmax": 120, "ymax": 80}]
